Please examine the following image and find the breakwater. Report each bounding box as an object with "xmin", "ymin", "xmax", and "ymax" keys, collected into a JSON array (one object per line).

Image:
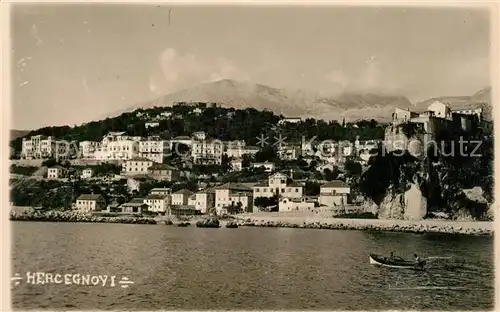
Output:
[
  {"xmin": 10, "ymin": 210, "xmax": 157, "ymax": 224},
  {"xmin": 232, "ymin": 215, "xmax": 493, "ymax": 236}
]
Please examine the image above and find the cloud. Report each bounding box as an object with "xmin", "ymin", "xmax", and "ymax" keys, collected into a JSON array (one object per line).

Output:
[{"xmin": 149, "ymin": 48, "xmax": 249, "ymax": 96}]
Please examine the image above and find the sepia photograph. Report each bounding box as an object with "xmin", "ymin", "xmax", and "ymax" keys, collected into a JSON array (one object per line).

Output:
[{"xmin": 6, "ymin": 2, "xmax": 496, "ymax": 310}]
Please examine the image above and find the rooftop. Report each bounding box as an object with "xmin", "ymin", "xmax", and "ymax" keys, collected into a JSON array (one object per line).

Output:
[
  {"xmin": 215, "ymin": 182, "xmax": 252, "ymax": 192},
  {"xmin": 173, "ymin": 189, "xmax": 195, "ymax": 195},
  {"xmin": 321, "ymin": 180, "xmax": 349, "ymax": 188},
  {"xmin": 144, "ymin": 194, "xmax": 168, "ymax": 200},
  {"xmin": 77, "ymin": 194, "xmax": 103, "ymax": 201}
]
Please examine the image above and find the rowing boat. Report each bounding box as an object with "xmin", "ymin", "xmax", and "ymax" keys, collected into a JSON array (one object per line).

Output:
[{"xmin": 369, "ymin": 253, "xmax": 426, "ymax": 271}]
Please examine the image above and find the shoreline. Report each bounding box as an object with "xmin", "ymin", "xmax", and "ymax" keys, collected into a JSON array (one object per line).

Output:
[
  {"xmin": 231, "ymin": 212, "xmax": 493, "ymax": 236},
  {"xmin": 9, "ymin": 210, "xmax": 493, "ymax": 236}
]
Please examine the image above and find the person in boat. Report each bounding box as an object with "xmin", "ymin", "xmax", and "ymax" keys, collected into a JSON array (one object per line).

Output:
[{"xmin": 414, "ymin": 254, "xmax": 421, "ymax": 263}]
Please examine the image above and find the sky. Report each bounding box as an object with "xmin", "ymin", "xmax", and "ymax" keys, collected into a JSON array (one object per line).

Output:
[{"xmin": 11, "ymin": 4, "xmax": 491, "ymax": 130}]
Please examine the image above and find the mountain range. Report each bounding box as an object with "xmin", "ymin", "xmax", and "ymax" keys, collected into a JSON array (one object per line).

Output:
[{"xmin": 123, "ymin": 79, "xmax": 491, "ymax": 122}]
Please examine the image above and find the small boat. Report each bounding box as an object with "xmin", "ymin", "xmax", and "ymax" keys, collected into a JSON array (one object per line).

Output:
[
  {"xmin": 177, "ymin": 222, "xmax": 190, "ymax": 227},
  {"xmin": 225, "ymin": 222, "xmax": 238, "ymax": 228},
  {"xmin": 369, "ymin": 253, "xmax": 426, "ymax": 271}
]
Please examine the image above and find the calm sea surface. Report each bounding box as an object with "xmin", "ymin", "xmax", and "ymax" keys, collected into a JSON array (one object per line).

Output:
[{"xmin": 12, "ymin": 222, "xmax": 494, "ymax": 310}]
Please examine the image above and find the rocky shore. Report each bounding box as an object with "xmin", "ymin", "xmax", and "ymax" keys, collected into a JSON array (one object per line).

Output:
[
  {"xmin": 232, "ymin": 213, "xmax": 493, "ymax": 236},
  {"xmin": 10, "ymin": 210, "xmax": 157, "ymax": 224}
]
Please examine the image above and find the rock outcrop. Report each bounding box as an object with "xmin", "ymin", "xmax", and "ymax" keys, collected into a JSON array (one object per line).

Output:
[{"xmin": 196, "ymin": 215, "xmax": 220, "ymax": 228}]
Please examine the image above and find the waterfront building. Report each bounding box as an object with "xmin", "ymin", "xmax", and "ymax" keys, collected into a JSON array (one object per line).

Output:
[
  {"xmin": 253, "ymin": 172, "xmax": 303, "ymax": 200},
  {"xmin": 214, "ymin": 183, "xmax": 254, "ymax": 214},
  {"xmin": 143, "ymin": 194, "xmax": 170, "ymax": 214},
  {"xmin": 119, "ymin": 198, "xmax": 148, "ymax": 213},
  {"xmin": 319, "ymin": 180, "xmax": 351, "ymax": 207},
  {"xmin": 171, "ymin": 189, "xmax": 194, "ymax": 206},
  {"xmin": 75, "ymin": 194, "xmax": 106, "ymax": 212},
  {"xmin": 195, "ymin": 189, "xmax": 216, "ymax": 214},
  {"xmin": 279, "ymin": 197, "xmax": 317, "ymax": 212}
]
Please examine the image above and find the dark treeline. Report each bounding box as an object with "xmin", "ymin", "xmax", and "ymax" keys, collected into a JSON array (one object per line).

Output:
[{"xmin": 10, "ymin": 104, "xmax": 387, "ymax": 153}]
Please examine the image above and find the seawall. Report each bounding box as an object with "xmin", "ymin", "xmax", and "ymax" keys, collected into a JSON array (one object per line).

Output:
[{"xmin": 233, "ymin": 213, "xmax": 493, "ymax": 236}]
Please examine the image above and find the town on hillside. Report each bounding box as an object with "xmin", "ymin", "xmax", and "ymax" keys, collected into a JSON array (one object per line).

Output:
[{"xmin": 10, "ymin": 99, "xmax": 489, "ymax": 220}]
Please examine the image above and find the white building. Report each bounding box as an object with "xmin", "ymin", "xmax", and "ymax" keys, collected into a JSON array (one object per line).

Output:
[
  {"xmin": 278, "ymin": 117, "xmax": 302, "ymax": 125},
  {"xmin": 427, "ymin": 101, "xmax": 452, "ymax": 120},
  {"xmin": 81, "ymin": 168, "xmax": 93, "ymax": 179},
  {"xmin": 171, "ymin": 189, "xmax": 194, "ymax": 206},
  {"xmin": 225, "ymin": 141, "xmax": 259, "ymax": 158},
  {"xmin": 170, "ymin": 136, "xmax": 193, "ymax": 148},
  {"xmin": 251, "ymin": 162, "xmax": 275, "ymax": 172},
  {"xmin": 279, "ymin": 197, "xmax": 317, "ymax": 212},
  {"xmin": 79, "ymin": 141, "xmax": 100, "ymax": 159},
  {"xmin": 143, "ymin": 194, "xmax": 170, "ymax": 214},
  {"xmin": 75, "ymin": 194, "xmax": 106, "ymax": 212},
  {"xmin": 253, "ymin": 172, "xmax": 303, "ymax": 200},
  {"xmin": 451, "ymin": 106, "xmax": 483, "ymax": 120},
  {"xmin": 145, "ymin": 121, "xmax": 160, "ymax": 129},
  {"xmin": 139, "ymin": 137, "xmax": 170, "ymax": 163},
  {"xmin": 150, "ymin": 188, "xmax": 171, "ymax": 196},
  {"xmin": 319, "ymin": 180, "xmax": 350, "ymax": 207},
  {"xmin": 214, "ymin": 183, "xmax": 253, "ymax": 214},
  {"xmin": 47, "ymin": 166, "xmax": 65, "ymax": 179},
  {"xmin": 195, "ymin": 189, "xmax": 215, "ymax": 214},
  {"xmin": 191, "ymin": 139, "xmax": 224, "ymax": 165},
  {"xmin": 122, "ymin": 157, "xmax": 154, "ymax": 175},
  {"xmin": 93, "ymin": 132, "xmax": 140, "ymax": 161},
  {"xmin": 192, "ymin": 131, "xmax": 207, "ymax": 141},
  {"xmin": 230, "ymin": 159, "xmax": 243, "ymax": 171},
  {"xmin": 21, "ymin": 135, "xmax": 62, "ymax": 159},
  {"xmin": 278, "ymin": 145, "xmax": 301, "ymax": 160}
]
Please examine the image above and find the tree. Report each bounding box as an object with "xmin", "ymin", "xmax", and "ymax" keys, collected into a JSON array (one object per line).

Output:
[
  {"xmin": 323, "ymin": 167, "xmax": 339, "ymax": 181},
  {"xmin": 255, "ymin": 146, "xmax": 277, "ymax": 163},
  {"xmin": 344, "ymin": 159, "xmax": 362, "ymax": 178},
  {"xmin": 305, "ymin": 181, "xmax": 321, "ymax": 196}
]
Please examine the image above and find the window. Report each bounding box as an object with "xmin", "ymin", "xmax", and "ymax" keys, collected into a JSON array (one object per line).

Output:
[
  {"xmin": 281, "ymin": 189, "xmax": 285, "ymax": 193},
  {"xmin": 256, "ymin": 188, "xmax": 260, "ymax": 192},
  {"xmin": 295, "ymin": 188, "xmax": 299, "ymax": 192}
]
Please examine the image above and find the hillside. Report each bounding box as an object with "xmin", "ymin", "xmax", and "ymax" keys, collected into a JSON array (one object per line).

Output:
[
  {"xmin": 10, "ymin": 130, "xmax": 31, "ymax": 140},
  {"xmin": 413, "ymin": 87, "xmax": 492, "ymax": 120},
  {"xmin": 120, "ymin": 79, "xmax": 412, "ymax": 122}
]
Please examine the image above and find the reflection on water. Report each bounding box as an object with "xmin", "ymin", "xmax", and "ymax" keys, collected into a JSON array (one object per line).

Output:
[{"xmin": 12, "ymin": 222, "xmax": 493, "ymax": 310}]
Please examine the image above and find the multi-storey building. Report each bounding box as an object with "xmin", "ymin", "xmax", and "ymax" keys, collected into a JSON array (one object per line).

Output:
[
  {"xmin": 171, "ymin": 189, "xmax": 194, "ymax": 206},
  {"xmin": 191, "ymin": 139, "xmax": 224, "ymax": 165},
  {"xmin": 143, "ymin": 194, "xmax": 171, "ymax": 214},
  {"xmin": 75, "ymin": 194, "xmax": 106, "ymax": 212},
  {"xmin": 21, "ymin": 135, "xmax": 59, "ymax": 159},
  {"xmin": 148, "ymin": 163, "xmax": 181, "ymax": 181},
  {"xmin": 319, "ymin": 180, "xmax": 351, "ymax": 207},
  {"xmin": 93, "ymin": 132, "xmax": 140, "ymax": 161},
  {"xmin": 139, "ymin": 137, "xmax": 170, "ymax": 163},
  {"xmin": 195, "ymin": 189, "xmax": 216, "ymax": 214},
  {"xmin": 79, "ymin": 141, "xmax": 100, "ymax": 159},
  {"xmin": 253, "ymin": 172, "xmax": 303, "ymax": 200},
  {"xmin": 214, "ymin": 183, "xmax": 253, "ymax": 214},
  {"xmin": 122, "ymin": 157, "xmax": 154, "ymax": 175}
]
